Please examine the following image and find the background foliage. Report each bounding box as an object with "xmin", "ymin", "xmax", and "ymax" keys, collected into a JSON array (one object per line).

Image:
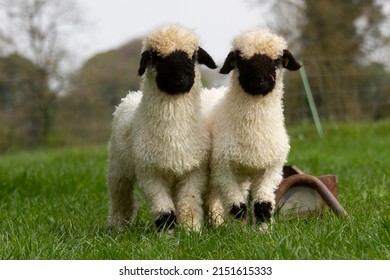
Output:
[{"xmin": 0, "ymin": 0, "xmax": 389, "ymax": 152}]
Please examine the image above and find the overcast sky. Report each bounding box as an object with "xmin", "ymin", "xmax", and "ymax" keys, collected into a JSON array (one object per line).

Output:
[{"xmin": 75, "ymin": 0, "xmax": 272, "ymax": 65}]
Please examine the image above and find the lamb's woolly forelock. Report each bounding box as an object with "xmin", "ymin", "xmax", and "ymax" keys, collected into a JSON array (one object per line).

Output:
[
  {"xmin": 144, "ymin": 24, "xmax": 199, "ymax": 57},
  {"xmin": 233, "ymin": 29, "xmax": 287, "ymax": 59}
]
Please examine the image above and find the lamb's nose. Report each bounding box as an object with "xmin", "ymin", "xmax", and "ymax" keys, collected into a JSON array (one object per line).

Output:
[
  {"xmin": 177, "ymin": 76, "xmax": 189, "ymax": 86},
  {"xmin": 259, "ymin": 78, "xmax": 265, "ymax": 87}
]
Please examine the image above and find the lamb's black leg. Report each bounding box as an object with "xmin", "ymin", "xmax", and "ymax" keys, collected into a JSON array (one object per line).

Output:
[
  {"xmin": 230, "ymin": 202, "xmax": 247, "ymax": 219},
  {"xmin": 155, "ymin": 211, "xmax": 176, "ymax": 231},
  {"xmin": 254, "ymin": 201, "xmax": 273, "ymax": 223}
]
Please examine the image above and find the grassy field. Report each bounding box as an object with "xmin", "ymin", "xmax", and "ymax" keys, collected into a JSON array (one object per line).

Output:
[{"xmin": 0, "ymin": 121, "xmax": 389, "ymax": 260}]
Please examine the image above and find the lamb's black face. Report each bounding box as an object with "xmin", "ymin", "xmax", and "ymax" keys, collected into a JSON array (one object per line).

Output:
[
  {"xmin": 152, "ymin": 50, "xmax": 196, "ymax": 94},
  {"xmin": 220, "ymin": 49, "xmax": 301, "ymax": 96},
  {"xmin": 236, "ymin": 53, "xmax": 278, "ymax": 96},
  {"xmin": 138, "ymin": 47, "xmax": 217, "ymax": 95}
]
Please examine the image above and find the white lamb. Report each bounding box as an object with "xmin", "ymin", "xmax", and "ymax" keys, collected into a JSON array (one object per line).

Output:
[
  {"xmin": 204, "ymin": 29, "xmax": 301, "ymax": 230},
  {"xmin": 107, "ymin": 24, "xmax": 217, "ymax": 231}
]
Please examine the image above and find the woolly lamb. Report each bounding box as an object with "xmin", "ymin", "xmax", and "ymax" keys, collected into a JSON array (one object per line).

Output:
[
  {"xmin": 107, "ymin": 24, "xmax": 217, "ymax": 231},
  {"xmin": 205, "ymin": 29, "xmax": 301, "ymax": 230}
]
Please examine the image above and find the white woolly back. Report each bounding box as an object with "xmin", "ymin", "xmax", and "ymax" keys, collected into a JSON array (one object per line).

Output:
[
  {"xmin": 200, "ymin": 87, "xmax": 227, "ymax": 117},
  {"xmin": 233, "ymin": 28, "xmax": 287, "ymax": 59},
  {"xmin": 143, "ymin": 24, "xmax": 199, "ymax": 57}
]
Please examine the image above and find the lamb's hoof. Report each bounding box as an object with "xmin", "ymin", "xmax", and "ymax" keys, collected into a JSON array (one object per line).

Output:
[
  {"xmin": 181, "ymin": 222, "xmax": 202, "ymax": 233},
  {"xmin": 155, "ymin": 211, "xmax": 176, "ymax": 231},
  {"xmin": 254, "ymin": 201, "xmax": 273, "ymax": 223},
  {"xmin": 209, "ymin": 213, "xmax": 225, "ymax": 226},
  {"xmin": 230, "ymin": 203, "xmax": 247, "ymax": 220},
  {"xmin": 257, "ymin": 222, "xmax": 270, "ymax": 233}
]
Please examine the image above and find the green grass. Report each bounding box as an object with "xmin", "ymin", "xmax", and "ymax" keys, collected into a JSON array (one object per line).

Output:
[{"xmin": 0, "ymin": 121, "xmax": 389, "ymax": 259}]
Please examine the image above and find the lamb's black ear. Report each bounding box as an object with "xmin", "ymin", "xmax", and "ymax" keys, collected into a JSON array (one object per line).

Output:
[
  {"xmin": 197, "ymin": 47, "xmax": 218, "ymax": 69},
  {"xmin": 220, "ymin": 51, "xmax": 236, "ymax": 74},
  {"xmin": 138, "ymin": 51, "xmax": 151, "ymax": 76},
  {"xmin": 281, "ymin": 49, "xmax": 301, "ymax": 71}
]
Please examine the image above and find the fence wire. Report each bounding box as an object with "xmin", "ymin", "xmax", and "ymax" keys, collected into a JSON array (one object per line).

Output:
[{"xmin": 283, "ymin": 58, "xmax": 390, "ymax": 125}]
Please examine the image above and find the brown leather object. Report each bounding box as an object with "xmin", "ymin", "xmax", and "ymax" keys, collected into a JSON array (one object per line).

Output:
[{"xmin": 275, "ymin": 166, "xmax": 348, "ymax": 217}]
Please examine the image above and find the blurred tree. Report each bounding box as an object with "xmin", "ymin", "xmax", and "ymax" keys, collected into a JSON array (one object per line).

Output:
[
  {"xmin": 0, "ymin": 0, "xmax": 82, "ymax": 86},
  {"xmin": 264, "ymin": 0, "xmax": 390, "ymax": 122},
  {"xmin": 0, "ymin": 54, "xmax": 51, "ymax": 151},
  {"xmin": 357, "ymin": 62, "xmax": 389, "ymax": 120},
  {"xmin": 268, "ymin": 0, "xmax": 389, "ymax": 62},
  {"xmin": 0, "ymin": 0, "xmax": 83, "ymax": 149}
]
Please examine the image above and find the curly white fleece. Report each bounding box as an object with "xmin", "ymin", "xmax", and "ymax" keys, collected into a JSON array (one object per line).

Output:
[
  {"xmin": 203, "ymin": 29, "xmax": 290, "ymax": 229},
  {"xmin": 107, "ymin": 25, "xmax": 209, "ymax": 230}
]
